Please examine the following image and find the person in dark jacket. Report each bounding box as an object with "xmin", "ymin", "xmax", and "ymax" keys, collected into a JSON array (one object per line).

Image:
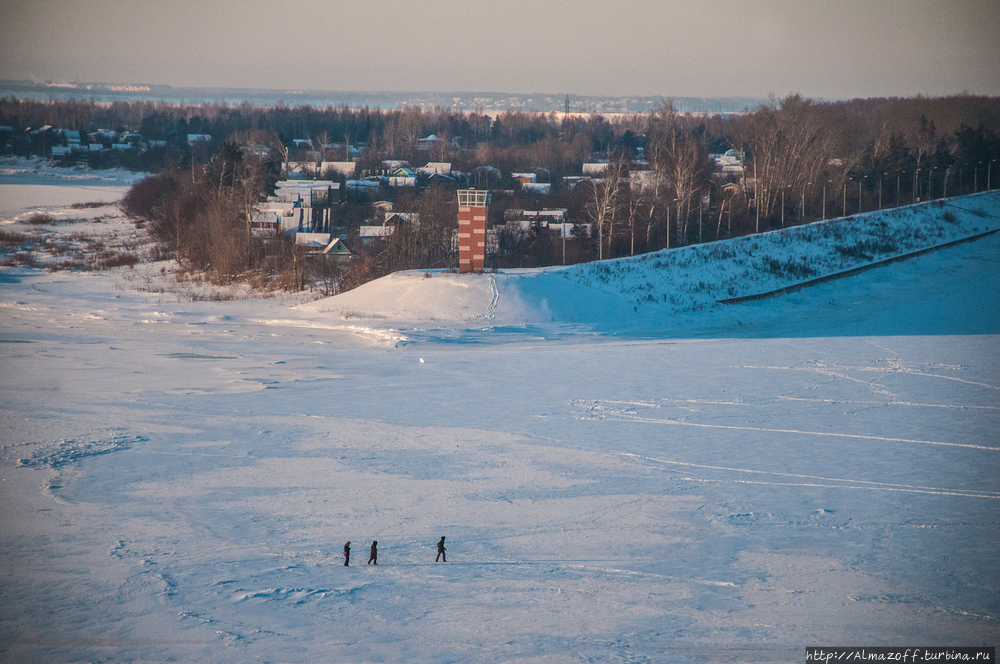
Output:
[
  {"xmin": 368, "ymin": 541, "xmax": 378, "ymax": 565},
  {"xmin": 435, "ymin": 535, "xmax": 447, "ymax": 562},
  {"xmin": 343, "ymin": 541, "xmax": 351, "ymax": 566}
]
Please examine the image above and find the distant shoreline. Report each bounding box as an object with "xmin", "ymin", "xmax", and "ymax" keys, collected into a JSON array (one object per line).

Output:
[{"xmin": 0, "ymin": 80, "xmax": 761, "ymax": 115}]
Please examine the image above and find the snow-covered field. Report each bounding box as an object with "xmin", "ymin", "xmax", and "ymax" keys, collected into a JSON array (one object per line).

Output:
[{"xmin": 1, "ymin": 168, "xmax": 998, "ymax": 663}]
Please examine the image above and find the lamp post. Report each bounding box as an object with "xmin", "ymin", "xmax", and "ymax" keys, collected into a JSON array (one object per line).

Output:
[
  {"xmin": 698, "ymin": 189, "xmax": 703, "ymax": 243},
  {"xmin": 944, "ymin": 166, "xmax": 950, "ymax": 199},
  {"xmin": 822, "ymin": 180, "xmax": 829, "ymax": 220},
  {"xmin": 755, "ymin": 189, "xmax": 760, "ymax": 234},
  {"xmin": 665, "ymin": 204, "xmax": 670, "ymax": 250},
  {"xmin": 858, "ymin": 176, "xmax": 865, "ymax": 213},
  {"xmin": 896, "ymin": 171, "xmax": 902, "ymax": 207},
  {"xmin": 706, "ymin": 180, "xmax": 720, "ymax": 241},
  {"xmin": 561, "ymin": 217, "xmax": 567, "ymax": 265}
]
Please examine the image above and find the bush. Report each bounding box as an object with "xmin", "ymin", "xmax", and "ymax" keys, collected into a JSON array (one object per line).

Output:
[
  {"xmin": 119, "ymin": 173, "xmax": 175, "ymax": 223},
  {"xmin": 0, "ymin": 229, "xmax": 29, "ymax": 246},
  {"xmin": 95, "ymin": 251, "xmax": 140, "ymax": 269}
]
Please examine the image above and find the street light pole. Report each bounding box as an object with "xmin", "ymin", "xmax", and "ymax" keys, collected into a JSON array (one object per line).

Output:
[
  {"xmin": 698, "ymin": 191, "xmax": 703, "ymax": 243},
  {"xmin": 665, "ymin": 205, "xmax": 670, "ymax": 250}
]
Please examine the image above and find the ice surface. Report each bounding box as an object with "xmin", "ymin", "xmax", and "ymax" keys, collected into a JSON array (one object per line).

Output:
[{"xmin": 1, "ymin": 171, "xmax": 998, "ymax": 663}]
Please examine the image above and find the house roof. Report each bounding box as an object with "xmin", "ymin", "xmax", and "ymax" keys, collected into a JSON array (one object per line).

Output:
[
  {"xmin": 295, "ymin": 232, "xmax": 332, "ymax": 247},
  {"xmin": 322, "ymin": 238, "xmax": 353, "ymax": 256},
  {"xmin": 417, "ymin": 162, "xmax": 452, "ymax": 175},
  {"xmin": 384, "ymin": 212, "xmax": 419, "ymax": 225},
  {"xmin": 359, "ymin": 225, "xmax": 394, "ymax": 238}
]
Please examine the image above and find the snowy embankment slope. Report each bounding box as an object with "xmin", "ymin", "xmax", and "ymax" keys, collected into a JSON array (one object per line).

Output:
[{"xmin": 300, "ymin": 191, "xmax": 1000, "ymax": 338}]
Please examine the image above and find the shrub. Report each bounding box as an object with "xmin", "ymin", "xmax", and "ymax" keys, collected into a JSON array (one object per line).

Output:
[
  {"xmin": 0, "ymin": 229, "xmax": 29, "ymax": 246},
  {"xmin": 96, "ymin": 251, "xmax": 140, "ymax": 269},
  {"xmin": 70, "ymin": 201, "xmax": 113, "ymax": 209}
]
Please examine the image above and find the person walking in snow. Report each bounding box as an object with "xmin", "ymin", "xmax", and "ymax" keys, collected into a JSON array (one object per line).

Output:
[
  {"xmin": 343, "ymin": 541, "xmax": 351, "ymax": 566},
  {"xmin": 368, "ymin": 541, "xmax": 378, "ymax": 565},
  {"xmin": 435, "ymin": 535, "xmax": 447, "ymax": 562}
]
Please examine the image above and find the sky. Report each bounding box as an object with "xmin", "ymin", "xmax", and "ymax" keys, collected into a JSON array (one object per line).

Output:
[{"xmin": 2, "ymin": 0, "xmax": 999, "ymax": 100}]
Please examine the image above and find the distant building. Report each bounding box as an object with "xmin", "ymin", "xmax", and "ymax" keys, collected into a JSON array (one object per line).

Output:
[
  {"xmin": 710, "ymin": 149, "xmax": 744, "ymax": 175},
  {"xmin": 417, "ymin": 162, "xmax": 452, "ymax": 175},
  {"xmin": 321, "ymin": 161, "xmax": 357, "ymax": 177},
  {"xmin": 389, "ymin": 167, "xmax": 416, "ymax": 187}
]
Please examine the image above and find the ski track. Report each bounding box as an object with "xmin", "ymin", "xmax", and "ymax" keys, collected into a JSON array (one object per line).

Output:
[
  {"xmin": 616, "ymin": 453, "xmax": 1000, "ymax": 499},
  {"xmin": 737, "ymin": 363, "xmax": 1000, "ymax": 391},
  {"xmin": 572, "ymin": 412, "xmax": 998, "ymax": 451},
  {"xmin": 486, "ymin": 273, "xmax": 499, "ymax": 320}
]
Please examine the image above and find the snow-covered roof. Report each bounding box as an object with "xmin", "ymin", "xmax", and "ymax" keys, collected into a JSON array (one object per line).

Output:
[
  {"xmin": 295, "ymin": 232, "xmax": 331, "ymax": 247},
  {"xmin": 359, "ymin": 225, "xmax": 394, "ymax": 238},
  {"xmin": 321, "ymin": 238, "xmax": 353, "ymax": 256},
  {"xmin": 417, "ymin": 162, "xmax": 452, "ymax": 175}
]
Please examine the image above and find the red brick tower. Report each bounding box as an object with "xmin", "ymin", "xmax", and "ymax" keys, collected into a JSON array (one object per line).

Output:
[{"xmin": 457, "ymin": 189, "xmax": 488, "ymax": 273}]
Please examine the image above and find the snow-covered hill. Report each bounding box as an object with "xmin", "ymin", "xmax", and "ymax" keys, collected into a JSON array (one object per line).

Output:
[{"xmin": 300, "ymin": 191, "xmax": 1000, "ymax": 339}]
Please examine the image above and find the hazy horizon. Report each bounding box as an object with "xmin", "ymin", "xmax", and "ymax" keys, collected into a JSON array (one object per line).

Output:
[{"xmin": 3, "ymin": 0, "xmax": 999, "ymax": 101}]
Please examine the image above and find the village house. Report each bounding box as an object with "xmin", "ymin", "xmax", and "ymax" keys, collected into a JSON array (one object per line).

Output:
[
  {"xmin": 416, "ymin": 162, "xmax": 452, "ymax": 175},
  {"xmin": 320, "ymin": 161, "xmax": 356, "ymax": 178},
  {"xmin": 501, "ymin": 209, "xmax": 590, "ymax": 239},
  {"xmin": 710, "ymin": 149, "xmax": 744, "ymax": 175},
  {"xmin": 264, "ymin": 180, "xmax": 341, "ymax": 234},
  {"xmin": 388, "ymin": 167, "xmax": 417, "ymax": 187},
  {"xmin": 358, "ymin": 211, "xmax": 419, "ymax": 245}
]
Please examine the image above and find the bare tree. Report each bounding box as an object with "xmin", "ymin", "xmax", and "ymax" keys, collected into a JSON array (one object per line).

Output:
[
  {"xmin": 647, "ymin": 102, "xmax": 712, "ymax": 245},
  {"xmin": 585, "ymin": 152, "xmax": 628, "ymax": 260},
  {"xmin": 729, "ymin": 95, "xmax": 830, "ymax": 229}
]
